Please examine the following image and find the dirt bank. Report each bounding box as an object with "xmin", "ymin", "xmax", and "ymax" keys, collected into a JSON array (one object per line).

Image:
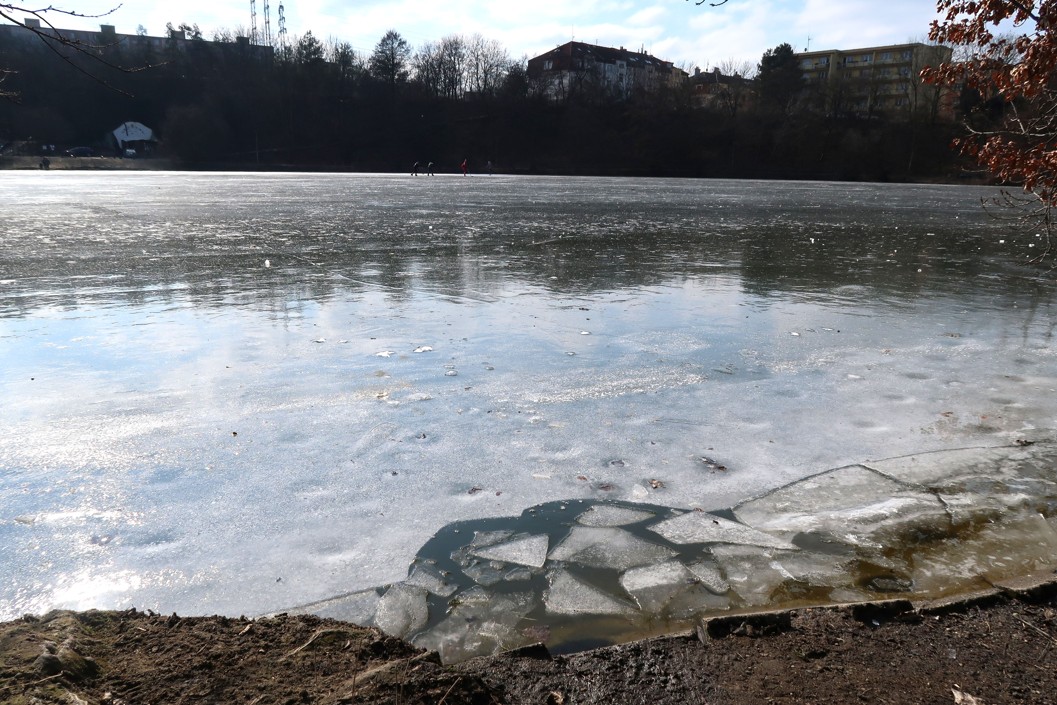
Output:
[{"xmin": 2, "ymin": 573, "xmax": 1055, "ymax": 704}]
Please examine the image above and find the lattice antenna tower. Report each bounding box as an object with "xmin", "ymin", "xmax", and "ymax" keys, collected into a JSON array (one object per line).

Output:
[
  {"xmin": 263, "ymin": 0, "xmax": 272, "ymax": 46},
  {"xmin": 250, "ymin": 0, "xmax": 258, "ymax": 44},
  {"xmin": 278, "ymin": 2, "xmax": 287, "ymax": 45}
]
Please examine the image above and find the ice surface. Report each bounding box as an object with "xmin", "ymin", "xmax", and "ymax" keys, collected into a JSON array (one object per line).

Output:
[
  {"xmin": 373, "ymin": 584, "xmax": 429, "ymax": 639},
  {"xmin": 470, "ymin": 533, "xmax": 549, "ymax": 568},
  {"xmin": 548, "ymin": 527, "xmax": 677, "ymax": 571},
  {"xmin": 545, "ymin": 570, "xmax": 637, "ymax": 616},
  {"xmin": 733, "ymin": 465, "xmax": 946, "ymax": 549},
  {"xmin": 4, "ymin": 174, "xmax": 1057, "ymax": 644},
  {"xmin": 576, "ymin": 505, "xmax": 656, "ymax": 527},
  {"xmin": 649, "ymin": 512, "xmax": 794, "ymax": 549}
]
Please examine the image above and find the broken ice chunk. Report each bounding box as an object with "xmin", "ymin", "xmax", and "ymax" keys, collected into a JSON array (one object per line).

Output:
[
  {"xmin": 462, "ymin": 560, "xmax": 508, "ymax": 587},
  {"xmin": 548, "ymin": 526, "xmax": 677, "ymax": 571},
  {"xmin": 866, "ymin": 445, "xmax": 1051, "ymax": 488},
  {"xmin": 868, "ymin": 445, "xmax": 1057, "ymax": 521},
  {"xmin": 620, "ymin": 560, "xmax": 733, "ymax": 618},
  {"xmin": 414, "ymin": 591, "xmax": 538, "ymax": 663},
  {"xmin": 286, "ymin": 588, "xmax": 381, "ymax": 624},
  {"xmin": 576, "ymin": 504, "xmax": 656, "ymax": 527},
  {"xmin": 405, "ymin": 564, "xmax": 458, "ymax": 597},
  {"xmin": 468, "ymin": 530, "xmax": 514, "ymax": 548},
  {"xmin": 774, "ymin": 551, "xmax": 853, "ymax": 590},
  {"xmin": 648, "ymin": 512, "xmax": 794, "ymax": 550},
  {"xmin": 909, "ymin": 511, "xmax": 1057, "ymax": 595},
  {"xmin": 710, "ymin": 544, "xmax": 796, "ymax": 607},
  {"xmin": 470, "ymin": 533, "xmax": 549, "ymax": 568},
  {"xmin": 544, "ymin": 570, "xmax": 636, "ymax": 615},
  {"xmin": 732, "ymin": 465, "xmax": 945, "ymax": 548},
  {"xmin": 373, "ymin": 584, "xmax": 429, "ymax": 639},
  {"xmin": 504, "ymin": 567, "xmax": 535, "ymax": 582},
  {"xmin": 619, "ymin": 560, "xmax": 694, "ymax": 613},
  {"xmin": 686, "ymin": 560, "xmax": 730, "ymax": 594}
]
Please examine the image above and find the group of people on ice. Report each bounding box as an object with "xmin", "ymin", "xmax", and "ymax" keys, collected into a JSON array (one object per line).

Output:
[{"xmin": 411, "ymin": 159, "xmax": 493, "ymax": 176}]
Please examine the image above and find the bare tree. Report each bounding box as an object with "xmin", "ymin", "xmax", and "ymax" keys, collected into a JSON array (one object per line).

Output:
[
  {"xmin": 712, "ymin": 58, "xmax": 755, "ymax": 117},
  {"xmin": 437, "ymin": 35, "xmax": 465, "ymax": 100},
  {"xmin": 413, "ymin": 40, "xmax": 445, "ymax": 97},
  {"xmin": 464, "ymin": 33, "xmax": 510, "ymax": 98}
]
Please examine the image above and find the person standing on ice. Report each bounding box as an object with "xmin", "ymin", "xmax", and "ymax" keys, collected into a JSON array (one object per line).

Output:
[
  {"xmin": 411, "ymin": 161, "xmax": 419, "ymax": 176},
  {"xmin": 460, "ymin": 158, "xmax": 468, "ymax": 176}
]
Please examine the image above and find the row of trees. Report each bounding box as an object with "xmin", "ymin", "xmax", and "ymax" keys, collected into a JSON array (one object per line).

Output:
[{"xmin": 0, "ymin": 12, "xmax": 967, "ymax": 180}]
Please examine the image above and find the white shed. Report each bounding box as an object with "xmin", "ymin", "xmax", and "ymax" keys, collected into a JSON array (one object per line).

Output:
[{"xmin": 111, "ymin": 121, "xmax": 156, "ymax": 152}]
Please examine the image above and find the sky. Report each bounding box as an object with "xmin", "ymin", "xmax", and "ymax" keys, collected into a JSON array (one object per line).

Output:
[{"xmin": 14, "ymin": 0, "xmax": 947, "ymax": 71}]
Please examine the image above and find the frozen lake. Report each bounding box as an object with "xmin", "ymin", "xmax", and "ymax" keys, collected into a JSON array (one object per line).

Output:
[{"xmin": 1, "ymin": 172, "xmax": 1055, "ymax": 633}]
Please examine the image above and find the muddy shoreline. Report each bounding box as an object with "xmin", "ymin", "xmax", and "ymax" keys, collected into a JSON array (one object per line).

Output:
[{"xmin": 3, "ymin": 572, "xmax": 1055, "ymax": 705}]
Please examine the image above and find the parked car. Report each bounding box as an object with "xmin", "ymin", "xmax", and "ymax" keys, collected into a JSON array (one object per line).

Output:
[{"xmin": 64, "ymin": 146, "xmax": 94, "ymax": 157}]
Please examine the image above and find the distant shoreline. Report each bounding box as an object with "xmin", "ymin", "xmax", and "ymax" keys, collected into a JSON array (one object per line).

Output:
[
  {"xmin": 0, "ymin": 155, "xmax": 995, "ymax": 184},
  {"xmin": 0, "ymin": 155, "xmax": 173, "ymax": 171}
]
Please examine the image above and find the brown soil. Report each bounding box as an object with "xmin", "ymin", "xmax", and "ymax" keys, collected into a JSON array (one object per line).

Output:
[{"xmin": 2, "ymin": 579, "xmax": 1055, "ymax": 705}]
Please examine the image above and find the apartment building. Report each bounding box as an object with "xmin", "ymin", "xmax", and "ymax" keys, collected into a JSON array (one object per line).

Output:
[
  {"xmin": 795, "ymin": 42, "xmax": 954, "ymax": 120},
  {"xmin": 0, "ymin": 19, "xmax": 273, "ymax": 62},
  {"xmin": 527, "ymin": 41, "xmax": 688, "ymax": 102}
]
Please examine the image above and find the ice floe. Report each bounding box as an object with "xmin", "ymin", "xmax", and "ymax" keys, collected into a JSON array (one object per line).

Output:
[{"xmin": 283, "ymin": 440, "xmax": 1057, "ymax": 665}]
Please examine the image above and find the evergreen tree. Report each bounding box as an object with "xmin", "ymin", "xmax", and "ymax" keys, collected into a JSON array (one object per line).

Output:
[
  {"xmin": 757, "ymin": 42, "xmax": 803, "ymax": 115},
  {"xmin": 368, "ymin": 30, "xmax": 411, "ymax": 92}
]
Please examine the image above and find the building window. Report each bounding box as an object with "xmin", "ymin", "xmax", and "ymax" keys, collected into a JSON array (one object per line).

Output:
[
  {"xmin": 901, "ymin": 51, "xmax": 912, "ymax": 60},
  {"xmin": 544, "ymin": 60, "xmax": 553, "ymax": 70},
  {"xmin": 880, "ymin": 52, "xmax": 892, "ymax": 61},
  {"xmin": 861, "ymin": 54, "xmax": 872, "ymax": 62}
]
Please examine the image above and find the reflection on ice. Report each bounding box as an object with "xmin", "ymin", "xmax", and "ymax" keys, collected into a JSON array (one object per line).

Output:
[{"xmin": 284, "ymin": 439, "xmax": 1057, "ymax": 664}]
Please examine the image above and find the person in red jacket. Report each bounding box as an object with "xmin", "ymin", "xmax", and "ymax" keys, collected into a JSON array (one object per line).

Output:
[{"xmin": 460, "ymin": 158, "xmax": 468, "ymax": 176}]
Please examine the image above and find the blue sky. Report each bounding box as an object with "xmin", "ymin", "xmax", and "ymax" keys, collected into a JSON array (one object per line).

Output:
[{"xmin": 23, "ymin": 0, "xmax": 945, "ymax": 70}]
